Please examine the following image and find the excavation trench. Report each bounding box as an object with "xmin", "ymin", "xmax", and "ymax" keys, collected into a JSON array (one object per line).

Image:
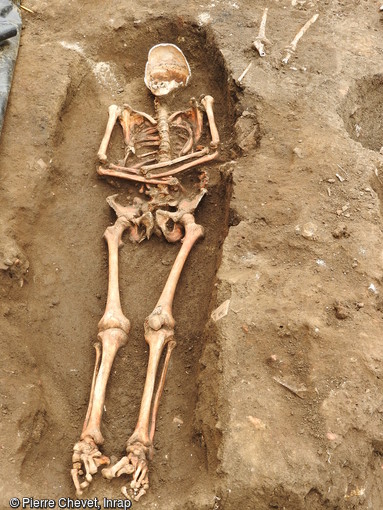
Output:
[
  {"xmin": 339, "ymin": 74, "xmax": 383, "ymax": 153},
  {"xmin": 12, "ymin": 19, "xmax": 240, "ymax": 504}
]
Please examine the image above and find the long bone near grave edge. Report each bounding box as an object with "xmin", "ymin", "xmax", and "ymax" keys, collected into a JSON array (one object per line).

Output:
[{"xmin": 71, "ymin": 43, "xmax": 220, "ymax": 501}]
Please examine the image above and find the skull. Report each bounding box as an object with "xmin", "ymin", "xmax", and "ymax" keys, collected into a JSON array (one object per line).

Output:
[{"xmin": 144, "ymin": 43, "xmax": 191, "ymax": 96}]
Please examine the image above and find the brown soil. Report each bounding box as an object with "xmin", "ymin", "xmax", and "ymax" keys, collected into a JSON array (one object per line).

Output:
[{"xmin": 1, "ymin": 1, "xmax": 383, "ymax": 509}]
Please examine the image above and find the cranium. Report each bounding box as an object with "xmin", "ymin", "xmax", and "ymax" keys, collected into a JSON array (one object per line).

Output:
[{"xmin": 144, "ymin": 43, "xmax": 191, "ymax": 96}]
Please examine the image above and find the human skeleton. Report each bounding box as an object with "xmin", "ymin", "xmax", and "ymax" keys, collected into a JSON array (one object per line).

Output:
[{"xmin": 71, "ymin": 44, "xmax": 219, "ymax": 501}]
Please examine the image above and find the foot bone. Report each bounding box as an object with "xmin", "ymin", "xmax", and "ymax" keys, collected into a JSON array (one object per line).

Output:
[
  {"xmin": 71, "ymin": 437, "xmax": 110, "ymax": 496},
  {"xmin": 102, "ymin": 441, "xmax": 150, "ymax": 501}
]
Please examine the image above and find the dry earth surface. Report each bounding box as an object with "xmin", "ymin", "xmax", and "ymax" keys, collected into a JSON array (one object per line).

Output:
[{"xmin": 0, "ymin": 0, "xmax": 383, "ymax": 509}]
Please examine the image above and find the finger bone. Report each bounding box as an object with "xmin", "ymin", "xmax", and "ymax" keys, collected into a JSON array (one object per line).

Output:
[
  {"xmin": 71, "ymin": 468, "xmax": 82, "ymax": 495},
  {"xmin": 134, "ymin": 488, "xmax": 147, "ymax": 501},
  {"xmin": 121, "ymin": 486, "xmax": 130, "ymax": 499}
]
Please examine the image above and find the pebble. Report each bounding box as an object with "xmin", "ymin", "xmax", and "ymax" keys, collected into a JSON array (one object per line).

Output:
[
  {"xmin": 326, "ymin": 432, "xmax": 340, "ymax": 441},
  {"xmin": 211, "ymin": 300, "xmax": 230, "ymax": 322},
  {"xmin": 110, "ymin": 18, "xmax": 125, "ymax": 30},
  {"xmin": 369, "ymin": 283, "xmax": 378, "ymax": 294},
  {"xmin": 301, "ymin": 222, "xmax": 317, "ymax": 239},
  {"xmin": 334, "ymin": 301, "xmax": 350, "ymax": 320},
  {"xmin": 240, "ymin": 252, "xmax": 257, "ymax": 268},
  {"xmin": 293, "ymin": 147, "xmax": 304, "ymax": 158},
  {"xmin": 247, "ymin": 416, "xmax": 266, "ymax": 430},
  {"xmin": 36, "ymin": 159, "xmax": 48, "ymax": 171},
  {"xmin": 332, "ymin": 223, "xmax": 349, "ymax": 239}
]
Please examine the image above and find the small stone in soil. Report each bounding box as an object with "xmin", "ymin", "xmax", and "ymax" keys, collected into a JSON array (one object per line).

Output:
[
  {"xmin": 334, "ymin": 301, "xmax": 350, "ymax": 320},
  {"xmin": 332, "ymin": 223, "xmax": 350, "ymax": 239}
]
